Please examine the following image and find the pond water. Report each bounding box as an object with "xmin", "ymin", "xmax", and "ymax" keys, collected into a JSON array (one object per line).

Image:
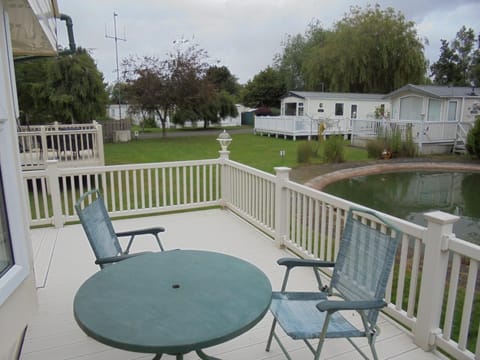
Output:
[{"xmin": 323, "ymin": 171, "xmax": 480, "ymax": 245}]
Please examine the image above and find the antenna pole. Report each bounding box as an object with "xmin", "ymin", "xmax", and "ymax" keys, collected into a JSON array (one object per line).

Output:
[{"xmin": 106, "ymin": 12, "xmax": 126, "ymax": 120}]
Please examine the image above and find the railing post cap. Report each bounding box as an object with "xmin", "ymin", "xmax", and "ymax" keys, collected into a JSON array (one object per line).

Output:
[
  {"xmin": 219, "ymin": 150, "xmax": 230, "ymax": 160},
  {"xmin": 424, "ymin": 211, "xmax": 459, "ymax": 225},
  {"xmin": 274, "ymin": 167, "xmax": 291, "ymax": 180}
]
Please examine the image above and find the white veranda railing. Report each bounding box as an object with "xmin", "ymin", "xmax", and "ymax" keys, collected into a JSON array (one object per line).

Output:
[{"xmin": 22, "ymin": 156, "xmax": 479, "ymax": 360}]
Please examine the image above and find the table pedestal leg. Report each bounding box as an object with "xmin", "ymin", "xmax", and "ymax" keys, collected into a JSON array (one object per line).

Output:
[
  {"xmin": 152, "ymin": 354, "xmax": 185, "ymax": 360},
  {"xmin": 196, "ymin": 349, "xmax": 221, "ymax": 359}
]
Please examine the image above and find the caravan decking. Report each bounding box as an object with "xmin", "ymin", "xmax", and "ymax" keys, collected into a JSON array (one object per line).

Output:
[{"xmin": 23, "ymin": 209, "xmax": 444, "ymax": 360}]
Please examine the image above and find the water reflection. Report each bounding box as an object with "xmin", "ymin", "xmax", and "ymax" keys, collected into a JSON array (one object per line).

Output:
[{"xmin": 323, "ymin": 172, "xmax": 480, "ymax": 245}]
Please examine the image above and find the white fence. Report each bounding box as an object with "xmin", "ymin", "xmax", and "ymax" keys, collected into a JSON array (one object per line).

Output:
[
  {"xmin": 22, "ymin": 157, "xmax": 479, "ymax": 360},
  {"xmin": 17, "ymin": 122, "xmax": 104, "ymax": 170},
  {"xmin": 255, "ymin": 116, "xmax": 461, "ymax": 151},
  {"xmin": 254, "ymin": 116, "xmax": 323, "ymax": 140},
  {"xmin": 254, "ymin": 115, "xmax": 356, "ymax": 139},
  {"xmin": 352, "ymin": 119, "xmax": 458, "ymax": 143}
]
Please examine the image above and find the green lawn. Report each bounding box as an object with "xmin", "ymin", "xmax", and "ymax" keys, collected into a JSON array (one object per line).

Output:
[{"xmin": 104, "ymin": 132, "xmax": 369, "ymax": 173}]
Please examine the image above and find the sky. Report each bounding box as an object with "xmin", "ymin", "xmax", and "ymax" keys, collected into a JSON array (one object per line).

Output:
[{"xmin": 56, "ymin": 0, "xmax": 480, "ymax": 86}]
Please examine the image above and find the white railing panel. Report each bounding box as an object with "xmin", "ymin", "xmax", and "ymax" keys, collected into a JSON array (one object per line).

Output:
[
  {"xmin": 22, "ymin": 156, "xmax": 479, "ymax": 360},
  {"xmin": 23, "ymin": 159, "xmax": 221, "ymax": 226},
  {"xmin": 17, "ymin": 123, "xmax": 103, "ymax": 170},
  {"xmin": 222, "ymin": 160, "xmax": 276, "ymax": 236}
]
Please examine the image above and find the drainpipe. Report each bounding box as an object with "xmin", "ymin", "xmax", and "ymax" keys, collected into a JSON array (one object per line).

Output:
[
  {"xmin": 14, "ymin": 13, "xmax": 77, "ymax": 62},
  {"xmin": 58, "ymin": 14, "xmax": 76, "ymax": 54}
]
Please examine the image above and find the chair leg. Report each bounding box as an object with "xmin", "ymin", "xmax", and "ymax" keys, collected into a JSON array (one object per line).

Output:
[
  {"xmin": 314, "ymin": 313, "xmax": 331, "ymax": 360},
  {"xmin": 266, "ymin": 318, "xmax": 277, "ymax": 351},
  {"xmin": 272, "ymin": 332, "xmax": 293, "ymax": 360},
  {"xmin": 368, "ymin": 332, "xmax": 379, "ymax": 360},
  {"xmin": 154, "ymin": 233, "xmax": 165, "ymax": 251}
]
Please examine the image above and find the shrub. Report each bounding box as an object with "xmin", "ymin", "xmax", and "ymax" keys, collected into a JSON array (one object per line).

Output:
[
  {"xmin": 389, "ymin": 127, "xmax": 402, "ymax": 156},
  {"xmin": 466, "ymin": 117, "xmax": 480, "ymax": 158},
  {"xmin": 366, "ymin": 139, "xmax": 385, "ymax": 158},
  {"xmin": 369, "ymin": 124, "xmax": 416, "ymax": 159},
  {"xmin": 399, "ymin": 124, "xmax": 417, "ymax": 157},
  {"xmin": 323, "ymin": 136, "xmax": 345, "ymax": 163},
  {"xmin": 297, "ymin": 141, "xmax": 314, "ymax": 163},
  {"xmin": 141, "ymin": 117, "xmax": 157, "ymax": 128}
]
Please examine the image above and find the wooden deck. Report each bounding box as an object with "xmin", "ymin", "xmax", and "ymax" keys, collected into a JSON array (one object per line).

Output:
[{"xmin": 22, "ymin": 209, "xmax": 445, "ymax": 360}]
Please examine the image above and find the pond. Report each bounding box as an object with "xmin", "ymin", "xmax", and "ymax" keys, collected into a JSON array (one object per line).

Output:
[{"xmin": 323, "ymin": 171, "xmax": 480, "ymax": 245}]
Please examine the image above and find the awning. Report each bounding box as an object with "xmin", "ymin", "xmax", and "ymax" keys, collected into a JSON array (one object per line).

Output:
[{"xmin": 6, "ymin": 0, "xmax": 59, "ymax": 56}]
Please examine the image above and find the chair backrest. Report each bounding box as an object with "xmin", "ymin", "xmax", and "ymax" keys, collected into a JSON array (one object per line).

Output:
[
  {"xmin": 331, "ymin": 208, "xmax": 401, "ymax": 325},
  {"xmin": 75, "ymin": 189, "xmax": 122, "ymax": 266}
]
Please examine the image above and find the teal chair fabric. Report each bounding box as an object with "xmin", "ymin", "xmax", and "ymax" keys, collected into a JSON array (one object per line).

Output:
[
  {"xmin": 266, "ymin": 207, "xmax": 402, "ymax": 360},
  {"xmin": 75, "ymin": 189, "xmax": 166, "ymax": 269}
]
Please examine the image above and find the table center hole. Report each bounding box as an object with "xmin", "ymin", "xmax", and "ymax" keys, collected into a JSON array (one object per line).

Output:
[{"xmin": 172, "ymin": 284, "xmax": 180, "ymax": 289}]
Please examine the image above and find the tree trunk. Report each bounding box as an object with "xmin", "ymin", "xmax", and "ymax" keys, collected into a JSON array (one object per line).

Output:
[{"xmin": 156, "ymin": 109, "xmax": 167, "ymax": 137}]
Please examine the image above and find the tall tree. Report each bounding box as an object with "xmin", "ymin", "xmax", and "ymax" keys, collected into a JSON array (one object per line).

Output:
[
  {"xmin": 123, "ymin": 55, "xmax": 173, "ymax": 136},
  {"xmin": 430, "ymin": 26, "xmax": 479, "ymax": 86},
  {"xmin": 241, "ymin": 67, "xmax": 286, "ymax": 108},
  {"xmin": 274, "ymin": 21, "xmax": 330, "ymax": 91},
  {"xmin": 472, "ymin": 48, "xmax": 480, "ymax": 87},
  {"xmin": 47, "ymin": 48, "xmax": 108, "ymax": 123},
  {"xmin": 320, "ymin": 5, "xmax": 426, "ymax": 93},
  {"xmin": 107, "ymin": 82, "xmax": 129, "ymax": 104},
  {"xmin": 430, "ymin": 39, "xmax": 459, "ymax": 85},
  {"xmin": 15, "ymin": 59, "xmax": 51, "ymax": 124},
  {"xmin": 205, "ymin": 65, "xmax": 240, "ymax": 96},
  {"xmin": 274, "ymin": 5, "xmax": 426, "ymax": 93},
  {"xmin": 274, "ymin": 33, "xmax": 308, "ymax": 91},
  {"xmin": 15, "ymin": 48, "xmax": 108, "ymax": 124},
  {"xmin": 123, "ymin": 43, "xmax": 238, "ymax": 133}
]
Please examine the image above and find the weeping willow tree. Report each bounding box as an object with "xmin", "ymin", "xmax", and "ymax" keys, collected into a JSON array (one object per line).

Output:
[
  {"xmin": 276, "ymin": 5, "xmax": 427, "ymax": 93},
  {"xmin": 15, "ymin": 48, "xmax": 108, "ymax": 124}
]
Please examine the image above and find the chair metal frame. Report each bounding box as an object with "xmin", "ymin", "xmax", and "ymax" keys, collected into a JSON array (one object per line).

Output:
[
  {"xmin": 266, "ymin": 207, "xmax": 402, "ymax": 360},
  {"xmin": 75, "ymin": 189, "xmax": 166, "ymax": 269}
]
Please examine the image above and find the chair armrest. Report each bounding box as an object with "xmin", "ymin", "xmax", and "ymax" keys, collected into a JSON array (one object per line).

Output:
[
  {"xmin": 277, "ymin": 258, "xmax": 335, "ymax": 292},
  {"xmin": 316, "ymin": 299, "xmax": 387, "ymax": 313},
  {"xmin": 95, "ymin": 252, "xmax": 146, "ymax": 265},
  {"xmin": 277, "ymin": 257, "xmax": 335, "ymax": 269},
  {"xmin": 117, "ymin": 227, "xmax": 166, "ymax": 252},
  {"xmin": 116, "ymin": 227, "xmax": 165, "ymax": 237}
]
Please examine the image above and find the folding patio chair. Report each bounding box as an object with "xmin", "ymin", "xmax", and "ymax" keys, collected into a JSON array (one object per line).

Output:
[
  {"xmin": 266, "ymin": 207, "xmax": 402, "ymax": 360},
  {"xmin": 75, "ymin": 189, "xmax": 166, "ymax": 269}
]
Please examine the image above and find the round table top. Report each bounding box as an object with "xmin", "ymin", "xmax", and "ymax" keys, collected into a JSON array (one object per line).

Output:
[{"xmin": 73, "ymin": 250, "xmax": 272, "ymax": 355}]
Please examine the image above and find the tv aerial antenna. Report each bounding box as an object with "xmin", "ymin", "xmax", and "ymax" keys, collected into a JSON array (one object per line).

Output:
[{"xmin": 105, "ymin": 12, "xmax": 126, "ymax": 120}]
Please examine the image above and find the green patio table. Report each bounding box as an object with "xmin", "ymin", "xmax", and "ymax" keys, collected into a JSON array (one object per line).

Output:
[{"xmin": 73, "ymin": 250, "xmax": 272, "ymax": 359}]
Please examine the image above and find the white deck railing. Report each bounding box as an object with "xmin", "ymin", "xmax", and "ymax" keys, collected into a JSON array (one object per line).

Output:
[
  {"xmin": 255, "ymin": 116, "xmax": 460, "ymax": 147},
  {"xmin": 254, "ymin": 115, "xmax": 322, "ymax": 139},
  {"xmin": 22, "ymin": 155, "xmax": 479, "ymax": 360},
  {"xmin": 18, "ymin": 122, "xmax": 104, "ymax": 170},
  {"xmin": 352, "ymin": 119, "xmax": 458, "ymax": 143}
]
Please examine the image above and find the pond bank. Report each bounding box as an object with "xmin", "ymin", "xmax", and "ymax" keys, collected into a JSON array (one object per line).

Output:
[{"xmin": 290, "ymin": 158, "xmax": 480, "ymax": 190}]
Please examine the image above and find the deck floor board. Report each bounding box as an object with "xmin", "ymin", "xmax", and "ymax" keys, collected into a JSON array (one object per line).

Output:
[{"xmin": 22, "ymin": 209, "xmax": 444, "ymax": 360}]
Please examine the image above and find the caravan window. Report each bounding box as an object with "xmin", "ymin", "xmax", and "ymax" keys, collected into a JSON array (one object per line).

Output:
[
  {"xmin": 335, "ymin": 103, "xmax": 344, "ymax": 116},
  {"xmin": 298, "ymin": 103, "xmax": 304, "ymax": 116},
  {"xmin": 399, "ymin": 96, "xmax": 423, "ymax": 121},
  {"xmin": 448, "ymin": 101, "xmax": 458, "ymax": 121},
  {"xmin": 427, "ymin": 99, "xmax": 441, "ymax": 121},
  {"xmin": 350, "ymin": 104, "xmax": 358, "ymax": 119},
  {"xmin": 285, "ymin": 103, "xmax": 297, "ymax": 116},
  {"xmin": 0, "ymin": 168, "xmax": 13, "ymax": 277}
]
